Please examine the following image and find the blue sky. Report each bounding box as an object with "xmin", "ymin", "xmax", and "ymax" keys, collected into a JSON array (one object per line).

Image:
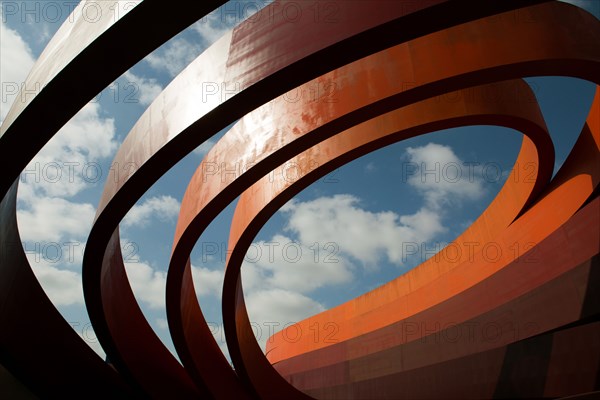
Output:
[{"xmin": 1, "ymin": 0, "xmax": 597, "ymax": 361}]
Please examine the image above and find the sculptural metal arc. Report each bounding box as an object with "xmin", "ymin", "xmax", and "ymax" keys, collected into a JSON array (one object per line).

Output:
[
  {"xmin": 168, "ymin": 2, "xmax": 598, "ymax": 398},
  {"xmin": 172, "ymin": 76, "xmax": 553, "ymax": 399},
  {"xmin": 80, "ymin": 1, "xmax": 561, "ymax": 398},
  {"xmin": 257, "ymin": 89, "xmax": 600, "ymax": 364},
  {"xmin": 0, "ymin": 0, "xmax": 598, "ymax": 398},
  {"xmin": 1, "ymin": 0, "xmax": 503, "ymax": 397},
  {"xmin": 231, "ymin": 93, "xmax": 600, "ymax": 398}
]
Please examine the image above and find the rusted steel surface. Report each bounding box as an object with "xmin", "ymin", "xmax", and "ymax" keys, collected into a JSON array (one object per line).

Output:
[
  {"xmin": 263, "ymin": 88, "xmax": 600, "ymax": 365},
  {"xmin": 271, "ymin": 203, "xmax": 600, "ymax": 398},
  {"xmin": 173, "ymin": 75, "xmax": 552, "ymax": 399},
  {"xmin": 0, "ymin": 0, "xmax": 598, "ymax": 398}
]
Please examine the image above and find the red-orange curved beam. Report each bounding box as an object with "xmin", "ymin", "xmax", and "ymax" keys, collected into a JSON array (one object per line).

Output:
[
  {"xmin": 277, "ymin": 224, "xmax": 600, "ymax": 398},
  {"xmin": 225, "ymin": 44, "xmax": 600, "ymax": 400},
  {"xmin": 274, "ymin": 198, "xmax": 599, "ymax": 398},
  {"xmin": 260, "ymin": 98, "xmax": 600, "ymax": 397},
  {"xmin": 3, "ymin": 0, "xmax": 590, "ymax": 398},
  {"xmin": 167, "ymin": 3, "xmax": 598, "ymax": 398},
  {"xmin": 262, "ymin": 89, "xmax": 600, "ymax": 365},
  {"xmin": 79, "ymin": 1, "xmax": 550, "ymax": 397},
  {"xmin": 220, "ymin": 80, "xmax": 552, "ymax": 399}
]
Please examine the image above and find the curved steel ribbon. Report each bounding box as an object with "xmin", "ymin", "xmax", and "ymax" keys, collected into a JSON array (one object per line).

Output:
[
  {"xmin": 1, "ymin": 0, "xmax": 598, "ymax": 398},
  {"xmin": 81, "ymin": 1, "xmax": 557, "ymax": 398},
  {"xmin": 232, "ymin": 91, "xmax": 600, "ymax": 398},
  {"xmin": 171, "ymin": 74, "xmax": 552, "ymax": 398},
  {"xmin": 169, "ymin": 2, "xmax": 599, "ymax": 398}
]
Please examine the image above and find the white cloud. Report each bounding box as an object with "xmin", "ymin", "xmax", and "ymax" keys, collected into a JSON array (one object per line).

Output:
[
  {"xmin": 17, "ymin": 102, "xmax": 117, "ymax": 201},
  {"xmin": 242, "ymin": 234, "xmax": 354, "ymax": 293},
  {"xmin": 122, "ymin": 195, "xmax": 181, "ymax": 228},
  {"xmin": 144, "ymin": 38, "xmax": 203, "ymax": 78},
  {"xmin": 398, "ymin": 208, "xmax": 447, "ymax": 244},
  {"xmin": 0, "ymin": 14, "xmax": 36, "ymax": 124},
  {"xmin": 235, "ymin": 233, "xmax": 354, "ymax": 350},
  {"xmin": 122, "ymin": 71, "xmax": 163, "ymax": 107},
  {"xmin": 17, "ymin": 197, "xmax": 96, "ymax": 242},
  {"xmin": 405, "ymin": 143, "xmax": 486, "ymax": 209},
  {"xmin": 192, "ymin": 265, "xmax": 225, "ymax": 298},
  {"xmin": 124, "ymin": 261, "xmax": 167, "ymax": 310},
  {"xmin": 192, "ymin": 233, "xmax": 351, "ymax": 351},
  {"xmin": 42, "ymin": 102, "xmax": 117, "ymax": 160},
  {"xmin": 26, "ymin": 254, "xmax": 84, "ymax": 306},
  {"xmin": 281, "ymin": 195, "xmax": 445, "ymax": 267},
  {"xmin": 275, "ymin": 143, "xmax": 485, "ymax": 269},
  {"xmin": 245, "ymin": 288, "xmax": 326, "ymax": 349},
  {"xmin": 246, "ymin": 289, "xmax": 325, "ymax": 325}
]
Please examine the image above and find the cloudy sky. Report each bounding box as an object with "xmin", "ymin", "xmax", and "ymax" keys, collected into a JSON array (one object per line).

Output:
[{"xmin": 1, "ymin": 0, "xmax": 597, "ymax": 362}]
